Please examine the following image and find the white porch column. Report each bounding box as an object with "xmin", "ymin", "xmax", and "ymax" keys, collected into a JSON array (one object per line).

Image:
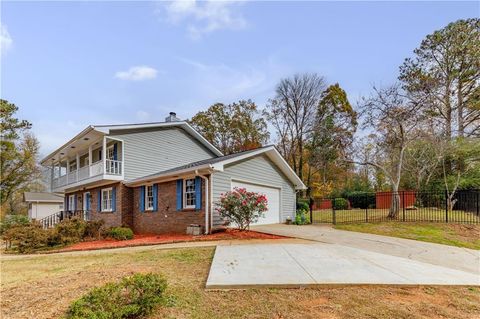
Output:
[
  {"xmin": 76, "ymin": 153, "xmax": 80, "ymax": 181},
  {"xmin": 66, "ymin": 159, "xmax": 70, "ymax": 183},
  {"xmin": 50, "ymin": 161, "xmax": 54, "ymax": 192},
  {"xmin": 102, "ymin": 136, "xmax": 107, "ymax": 174},
  {"xmin": 88, "ymin": 145, "xmax": 93, "ymax": 177}
]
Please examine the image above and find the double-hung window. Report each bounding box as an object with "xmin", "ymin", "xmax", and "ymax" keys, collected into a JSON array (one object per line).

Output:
[
  {"xmin": 101, "ymin": 188, "xmax": 113, "ymax": 212},
  {"xmin": 145, "ymin": 185, "xmax": 154, "ymax": 211},
  {"xmin": 183, "ymin": 178, "xmax": 196, "ymax": 209},
  {"xmin": 68, "ymin": 195, "xmax": 75, "ymax": 211}
]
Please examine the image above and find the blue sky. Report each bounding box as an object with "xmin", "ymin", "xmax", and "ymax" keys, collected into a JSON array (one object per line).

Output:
[{"xmin": 1, "ymin": 1, "xmax": 478, "ymax": 156}]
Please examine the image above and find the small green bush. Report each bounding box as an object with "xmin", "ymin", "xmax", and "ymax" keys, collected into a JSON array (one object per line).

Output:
[
  {"xmin": 66, "ymin": 273, "xmax": 167, "ymax": 319},
  {"xmin": 333, "ymin": 198, "xmax": 349, "ymax": 210},
  {"xmin": 296, "ymin": 200, "xmax": 309, "ymax": 212},
  {"xmin": 3, "ymin": 222, "xmax": 52, "ymax": 253},
  {"xmin": 107, "ymin": 227, "xmax": 134, "ymax": 240},
  {"xmin": 0, "ymin": 215, "xmax": 30, "ymax": 235},
  {"xmin": 293, "ymin": 208, "xmax": 310, "ymax": 225}
]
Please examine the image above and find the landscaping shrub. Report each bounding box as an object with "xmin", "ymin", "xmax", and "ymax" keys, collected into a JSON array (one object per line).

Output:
[
  {"xmin": 83, "ymin": 220, "xmax": 105, "ymax": 240},
  {"xmin": 107, "ymin": 227, "xmax": 134, "ymax": 240},
  {"xmin": 333, "ymin": 198, "xmax": 349, "ymax": 210},
  {"xmin": 215, "ymin": 188, "xmax": 268, "ymax": 230},
  {"xmin": 0, "ymin": 215, "xmax": 30, "ymax": 235},
  {"xmin": 66, "ymin": 273, "xmax": 167, "ymax": 319},
  {"xmin": 343, "ymin": 191, "xmax": 376, "ymax": 209},
  {"xmin": 2, "ymin": 222, "xmax": 52, "ymax": 253},
  {"xmin": 51, "ymin": 218, "xmax": 87, "ymax": 245},
  {"xmin": 296, "ymin": 200, "xmax": 309, "ymax": 212},
  {"xmin": 293, "ymin": 208, "xmax": 310, "ymax": 225}
]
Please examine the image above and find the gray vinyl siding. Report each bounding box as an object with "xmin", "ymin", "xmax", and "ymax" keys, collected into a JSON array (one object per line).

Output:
[
  {"xmin": 110, "ymin": 127, "xmax": 217, "ymax": 181},
  {"xmin": 212, "ymin": 154, "xmax": 296, "ymax": 226}
]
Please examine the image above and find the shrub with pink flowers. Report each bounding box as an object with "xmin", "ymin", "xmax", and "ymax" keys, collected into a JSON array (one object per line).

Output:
[{"xmin": 215, "ymin": 188, "xmax": 268, "ymax": 230}]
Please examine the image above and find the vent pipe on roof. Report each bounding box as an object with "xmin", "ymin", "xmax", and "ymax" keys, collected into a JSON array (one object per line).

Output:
[{"xmin": 165, "ymin": 112, "xmax": 180, "ymax": 122}]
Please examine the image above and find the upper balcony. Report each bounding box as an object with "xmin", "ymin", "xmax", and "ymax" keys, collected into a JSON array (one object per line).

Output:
[{"xmin": 44, "ymin": 131, "xmax": 124, "ymax": 192}]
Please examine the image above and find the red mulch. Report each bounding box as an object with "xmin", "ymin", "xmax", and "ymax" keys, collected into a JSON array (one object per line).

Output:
[{"xmin": 52, "ymin": 229, "xmax": 286, "ymax": 253}]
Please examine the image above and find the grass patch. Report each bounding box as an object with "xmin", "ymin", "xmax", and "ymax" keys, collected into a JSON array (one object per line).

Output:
[
  {"xmin": 334, "ymin": 222, "xmax": 480, "ymax": 249},
  {"xmin": 1, "ymin": 246, "xmax": 479, "ymax": 319}
]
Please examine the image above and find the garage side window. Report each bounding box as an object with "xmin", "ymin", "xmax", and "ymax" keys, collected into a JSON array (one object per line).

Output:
[{"xmin": 183, "ymin": 178, "xmax": 196, "ymax": 209}]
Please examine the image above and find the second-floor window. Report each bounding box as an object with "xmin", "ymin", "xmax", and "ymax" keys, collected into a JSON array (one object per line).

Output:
[
  {"xmin": 107, "ymin": 145, "xmax": 115, "ymax": 160},
  {"xmin": 145, "ymin": 185, "xmax": 154, "ymax": 211},
  {"xmin": 101, "ymin": 188, "xmax": 113, "ymax": 212},
  {"xmin": 184, "ymin": 178, "xmax": 196, "ymax": 209},
  {"xmin": 69, "ymin": 161, "xmax": 77, "ymax": 172}
]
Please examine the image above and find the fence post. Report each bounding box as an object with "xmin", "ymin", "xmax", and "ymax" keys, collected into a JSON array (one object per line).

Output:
[
  {"xmin": 445, "ymin": 189, "xmax": 449, "ymax": 223},
  {"xmin": 402, "ymin": 191, "xmax": 406, "ymax": 222},
  {"xmin": 332, "ymin": 198, "xmax": 336, "ymax": 225},
  {"xmin": 365, "ymin": 193, "xmax": 368, "ymax": 223}
]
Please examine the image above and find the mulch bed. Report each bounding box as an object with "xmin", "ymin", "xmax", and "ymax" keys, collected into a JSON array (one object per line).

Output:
[{"xmin": 51, "ymin": 229, "xmax": 286, "ymax": 253}]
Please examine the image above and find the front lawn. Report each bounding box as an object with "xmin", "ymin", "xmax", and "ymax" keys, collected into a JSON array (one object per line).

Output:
[
  {"xmin": 334, "ymin": 222, "xmax": 480, "ymax": 250},
  {"xmin": 1, "ymin": 246, "xmax": 479, "ymax": 319}
]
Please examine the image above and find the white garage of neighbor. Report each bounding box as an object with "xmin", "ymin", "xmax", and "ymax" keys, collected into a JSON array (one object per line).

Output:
[{"xmin": 231, "ymin": 181, "xmax": 281, "ymax": 225}]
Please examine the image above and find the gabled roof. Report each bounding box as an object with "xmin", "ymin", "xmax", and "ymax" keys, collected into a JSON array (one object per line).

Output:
[
  {"xmin": 126, "ymin": 145, "xmax": 307, "ymax": 190},
  {"xmin": 24, "ymin": 192, "xmax": 64, "ymax": 203},
  {"xmin": 40, "ymin": 121, "xmax": 223, "ymax": 164}
]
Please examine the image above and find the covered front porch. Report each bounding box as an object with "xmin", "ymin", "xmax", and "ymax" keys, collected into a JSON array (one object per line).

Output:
[{"xmin": 44, "ymin": 128, "xmax": 124, "ymax": 192}]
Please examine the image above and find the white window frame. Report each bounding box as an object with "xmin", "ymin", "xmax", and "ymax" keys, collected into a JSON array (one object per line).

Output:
[
  {"xmin": 69, "ymin": 160, "xmax": 77, "ymax": 172},
  {"xmin": 145, "ymin": 185, "xmax": 154, "ymax": 211},
  {"xmin": 101, "ymin": 188, "xmax": 113, "ymax": 212},
  {"xmin": 68, "ymin": 195, "xmax": 75, "ymax": 211},
  {"xmin": 183, "ymin": 178, "xmax": 196, "ymax": 209},
  {"xmin": 107, "ymin": 145, "xmax": 115, "ymax": 160},
  {"xmin": 84, "ymin": 157, "xmax": 89, "ymax": 167}
]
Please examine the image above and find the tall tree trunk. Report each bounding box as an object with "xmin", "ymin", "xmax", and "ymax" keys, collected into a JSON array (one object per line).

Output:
[{"xmin": 457, "ymin": 81, "xmax": 464, "ymax": 138}]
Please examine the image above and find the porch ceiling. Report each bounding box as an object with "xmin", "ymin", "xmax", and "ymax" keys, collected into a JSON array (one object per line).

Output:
[{"xmin": 41, "ymin": 128, "xmax": 105, "ymax": 165}]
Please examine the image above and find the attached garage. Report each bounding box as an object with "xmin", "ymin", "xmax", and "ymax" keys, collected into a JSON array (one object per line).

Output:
[{"xmin": 231, "ymin": 181, "xmax": 281, "ymax": 225}]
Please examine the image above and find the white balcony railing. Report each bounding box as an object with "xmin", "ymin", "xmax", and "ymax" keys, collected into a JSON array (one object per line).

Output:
[
  {"xmin": 106, "ymin": 159, "xmax": 122, "ymax": 175},
  {"xmin": 52, "ymin": 159, "xmax": 122, "ymax": 189}
]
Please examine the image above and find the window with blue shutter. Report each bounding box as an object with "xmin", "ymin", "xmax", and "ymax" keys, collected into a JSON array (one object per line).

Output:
[
  {"xmin": 74, "ymin": 194, "xmax": 77, "ymax": 211},
  {"xmin": 112, "ymin": 187, "xmax": 116, "ymax": 212},
  {"xmin": 113, "ymin": 143, "xmax": 118, "ymax": 160},
  {"xmin": 176, "ymin": 179, "xmax": 183, "ymax": 211},
  {"xmin": 140, "ymin": 186, "xmax": 145, "ymax": 212},
  {"xmin": 153, "ymin": 184, "xmax": 158, "ymax": 212},
  {"xmin": 195, "ymin": 177, "xmax": 202, "ymax": 210},
  {"xmin": 98, "ymin": 190, "xmax": 101, "ymax": 212}
]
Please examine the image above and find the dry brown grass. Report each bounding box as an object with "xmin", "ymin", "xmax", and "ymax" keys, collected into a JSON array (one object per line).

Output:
[{"xmin": 1, "ymin": 247, "xmax": 479, "ymax": 319}]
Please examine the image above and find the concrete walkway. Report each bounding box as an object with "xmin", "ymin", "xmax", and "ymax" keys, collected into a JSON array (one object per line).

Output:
[
  {"xmin": 206, "ymin": 224, "xmax": 480, "ymax": 289},
  {"xmin": 251, "ymin": 224, "xmax": 480, "ymax": 274}
]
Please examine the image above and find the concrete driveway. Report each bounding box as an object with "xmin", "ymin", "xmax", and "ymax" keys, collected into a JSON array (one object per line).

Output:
[{"xmin": 206, "ymin": 224, "xmax": 480, "ymax": 289}]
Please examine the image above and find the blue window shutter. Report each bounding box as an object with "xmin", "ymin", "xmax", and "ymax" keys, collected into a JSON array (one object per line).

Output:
[
  {"xmin": 153, "ymin": 184, "xmax": 158, "ymax": 212},
  {"xmin": 112, "ymin": 187, "xmax": 116, "ymax": 212},
  {"xmin": 113, "ymin": 143, "xmax": 118, "ymax": 160},
  {"xmin": 74, "ymin": 195, "xmax": 77, "ymax": 211},
  {"xmin": 140, "ymin": 186, "xmax": 145, "ymax": 212},
  {"xmin": 195, "ymin": 176, "xmax": 202, "ymax": 210},
  {"xmin": 98, "ymin": 190, "xmax": 102, "ymax": 212},
  {"xmin": 176, "ymin": 179, "xmax": 183, "ymax": 211}
]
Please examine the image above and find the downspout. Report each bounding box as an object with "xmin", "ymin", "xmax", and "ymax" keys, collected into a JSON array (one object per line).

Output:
[{"xmin": 195, "ymin": 168, "xmax": 212, "ymax": 235}]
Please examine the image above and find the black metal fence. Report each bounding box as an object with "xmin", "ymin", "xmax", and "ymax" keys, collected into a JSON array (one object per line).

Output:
[
  {"xmin": 39, "ymin": 210, "xmax": 90, "ymax": 229},
  {"xmin": 312, "ymin": 189, "xmax": 480, "ymax": 225}
]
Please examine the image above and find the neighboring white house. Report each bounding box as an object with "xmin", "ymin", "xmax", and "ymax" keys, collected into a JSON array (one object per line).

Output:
[{"xmin": 24, "ymin": 192, "xmax": 64, "ymax": 220}]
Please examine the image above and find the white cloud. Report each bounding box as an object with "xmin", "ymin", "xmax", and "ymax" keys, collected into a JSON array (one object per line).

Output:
[
  {"xmin": 162, "ymin": 0, "xmax": 247, "ymax": 39},
  {"xmin": 115, "ymin": 66, "xmax": 158, "ymax": 81},
  {"xmin": 1, "ymin": 24, "xmax": 13, "ymax": 55}
]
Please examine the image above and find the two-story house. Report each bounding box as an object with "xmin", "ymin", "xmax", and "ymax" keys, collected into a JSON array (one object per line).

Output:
[{"xmin": 40, "ymin": 112, "xmax": 306, "ymax": 234}]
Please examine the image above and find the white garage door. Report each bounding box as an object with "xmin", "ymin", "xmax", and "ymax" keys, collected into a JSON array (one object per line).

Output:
[{"xmin": 231, "ymin": 181, "xmax": 280, "ymax": 225}]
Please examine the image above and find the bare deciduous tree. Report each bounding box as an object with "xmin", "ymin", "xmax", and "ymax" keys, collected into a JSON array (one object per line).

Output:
[
  {"xmin": 266, "ymin": 73, "xmax": 327, "ymax": 183},
  {"xmin": 352, "ymin": 84, "xmax": 421, "ymax": 218}
]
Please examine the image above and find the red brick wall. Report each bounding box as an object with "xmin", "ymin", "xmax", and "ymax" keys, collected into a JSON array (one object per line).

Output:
[
  {"xmin": 65, "ymin": 182, "xmax": 130, "ymax": 228},
  {"xmin": 132, "ymin": 179, "xmax": 208, "ymax": 234}
]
